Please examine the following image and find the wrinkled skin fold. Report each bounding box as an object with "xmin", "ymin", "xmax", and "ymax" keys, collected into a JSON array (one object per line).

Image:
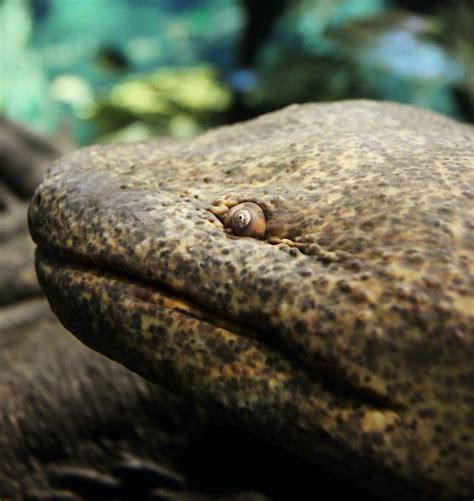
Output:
[{"xmin": 29, "ymin": 101, "xmax": 474, "ymax": 499}]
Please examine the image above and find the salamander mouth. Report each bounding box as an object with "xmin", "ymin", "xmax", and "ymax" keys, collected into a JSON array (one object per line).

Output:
[{"xmin": 35, "ymin": 246, "xmax": 397, "ymax": 414}]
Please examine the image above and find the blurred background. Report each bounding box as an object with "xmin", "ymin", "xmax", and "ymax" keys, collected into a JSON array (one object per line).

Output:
[
  {"xmin": 1, "ymin": 0, "xmax": 474, "ymax": 147},
  {"xmin": 0, "ymin": 2, "xmax": 473, "ymax": 497}
]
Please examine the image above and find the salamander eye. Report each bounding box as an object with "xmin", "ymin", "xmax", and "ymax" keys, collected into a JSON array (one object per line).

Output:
[{"xmin": 223, "ymin": 202, "xmax": 266, "ymax": 239}]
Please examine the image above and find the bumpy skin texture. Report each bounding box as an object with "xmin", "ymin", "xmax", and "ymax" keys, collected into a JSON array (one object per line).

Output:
[{"xmin": 29, "ymin": 101, "xmax": 474, "ymax": 499}]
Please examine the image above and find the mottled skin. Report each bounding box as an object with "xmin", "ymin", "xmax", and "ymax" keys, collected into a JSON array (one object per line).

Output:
[{"xmin": 29, "ymin": 101, "xmax": 474, "ymax": 499}]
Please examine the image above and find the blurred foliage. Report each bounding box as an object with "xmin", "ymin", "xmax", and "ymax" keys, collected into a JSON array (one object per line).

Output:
[
  {"xmin": 1, "ymin": 0, "xmax": 473, "ymax": 145},
  {"xmin": 0, "ymin": 0, "xmax": 240, "ymax": 142},
  {"xmin": 90, "ymin": 66, "xmax": 232, "ymax": 142},
  {"xmin": 436, "ymin": 1, "xmax": 474, "ymax": 121},
  {"xmin": 245, "ymin": 1, "xmax": 464, "ymax": 117},
  {"xmin": 0, "ymin": 0, "xmax": 57, "ymax": 132}
]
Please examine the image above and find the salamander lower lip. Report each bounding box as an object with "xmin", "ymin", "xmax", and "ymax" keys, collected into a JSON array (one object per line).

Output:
[{"xmin": 35, "ymin": 247, "xmax": 395, "ymax": 412}]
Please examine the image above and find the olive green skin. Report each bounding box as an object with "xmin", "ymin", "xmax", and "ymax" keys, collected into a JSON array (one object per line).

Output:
[{"xmin": 29, "ymin": 101, "xmax": 474, "ymax": 500}]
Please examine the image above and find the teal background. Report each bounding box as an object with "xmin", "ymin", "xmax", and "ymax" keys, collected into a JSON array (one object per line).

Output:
[{"xmin": 1, "ymin": 0, "xmax": 473, "ymax": 144}]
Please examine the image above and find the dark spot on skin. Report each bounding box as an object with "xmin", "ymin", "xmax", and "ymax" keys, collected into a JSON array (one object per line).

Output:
[
  {"xmin": 354, "ymin": 319, "xmax": 365, "ymax": 330},
  {"xmin": 298, "ymin": 269, "xmax": 312, "ymax": 277},
  {"xmin": 294, "ymin": 321, "xmax": 307, "ymax": 335},
  {"xmin": 434, "ymin": 425, "xmax": 445, "ymax": 434},
  {"xmin": 131, "ymin": 312, "xmax": 142, "ymax": 329},
  {"xmin": 227, "ymin": 263, "xmax": 237, "ymax": 273},
  {"xmin": 324, "ymin": 309, "xmax": 336, "ymax": 321},
  {"xmin": 418, "ymin": 408, "xmax": 436, "ymax": 419},
  {"xmin": 409, "ymin": 420, "xmax": 418, "ymax": 431},
  {"xmin": 300, "ymin": 298, "xmax": 315, "ymax": 312},
  {"xmin": 258, "ymin": 288, "xmax": 272, "ymax": 303},
  {"xmin": 108, "ymin": 289, "xmax": 121, "ymax": 301},
  {"xmin": 409, "ymin": 392, "xmax": 424, "ymax": 406}
]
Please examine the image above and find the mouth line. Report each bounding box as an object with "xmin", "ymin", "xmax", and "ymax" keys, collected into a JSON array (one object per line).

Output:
[{"xmin": 35, "ymin": 245, "xmax": 400, "ymax": 413}]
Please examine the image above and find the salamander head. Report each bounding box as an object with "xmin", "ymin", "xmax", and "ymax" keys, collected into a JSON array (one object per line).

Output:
[{"xmin": 29, "ymin": 101, "xmax": 474, "ymax": 499}]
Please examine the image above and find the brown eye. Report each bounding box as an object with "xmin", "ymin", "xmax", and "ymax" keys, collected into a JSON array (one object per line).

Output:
[{"xmin": 223, "ymin": 202, "xmax": 266, "ymax": 239}]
